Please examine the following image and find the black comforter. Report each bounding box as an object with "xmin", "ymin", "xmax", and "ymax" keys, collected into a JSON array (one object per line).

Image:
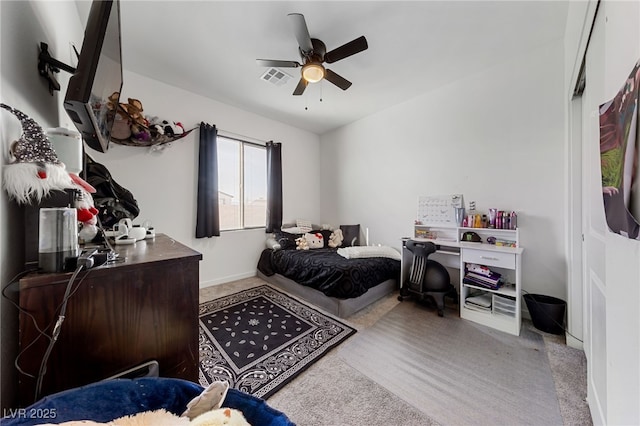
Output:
[{"xmin": 257, "ymin": 248, "xmax": 400, "ymax": 299}]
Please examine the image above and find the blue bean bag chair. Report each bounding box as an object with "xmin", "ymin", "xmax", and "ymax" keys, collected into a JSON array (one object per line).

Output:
[{"xmin": 1, "ymin": 378, "xmax": 294, "ymax": 425}]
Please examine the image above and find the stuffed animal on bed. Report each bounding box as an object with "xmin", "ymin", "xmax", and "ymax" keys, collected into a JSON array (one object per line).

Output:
[
  {"xmin": 296, "ymin": 232, "xmax": 324, "ymax": 250},
  {"xmin": 328, "ymin": 229, "xmax": 344, "ymax": 248},
  {"xmin": 295, "ymin": 235, "xmax": 308, "ymax": 250}
]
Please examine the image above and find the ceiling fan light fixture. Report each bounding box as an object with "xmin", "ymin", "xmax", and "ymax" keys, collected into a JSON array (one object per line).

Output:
[{"xmin": 302, "ymin": 63, "xmax": 325, "ymax": 83}]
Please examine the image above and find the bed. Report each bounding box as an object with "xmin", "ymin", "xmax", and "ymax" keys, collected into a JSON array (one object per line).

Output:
[
  {"xmin": 1, "ymin": 377, "xmax": 292, "ymax": 425},
  {"xmin": 257, "ymin": 227, "xmax": 401, "ymax": 318}
]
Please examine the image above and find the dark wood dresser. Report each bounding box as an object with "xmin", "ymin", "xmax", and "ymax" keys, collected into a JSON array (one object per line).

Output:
[{"xmin": 17, "ymin": 234, "xmax": 202, "ymax": 406}]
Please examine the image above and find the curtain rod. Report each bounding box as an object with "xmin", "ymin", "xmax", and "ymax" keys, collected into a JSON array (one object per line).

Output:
[{"xmin": 217, "ymin": 129, "xmax": 270, "ymax": 147}]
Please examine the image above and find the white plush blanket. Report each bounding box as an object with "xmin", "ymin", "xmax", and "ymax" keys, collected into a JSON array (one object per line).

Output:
[{"xmin": 337, "ymin": 245, "xmax": 401, "ymax": 260}]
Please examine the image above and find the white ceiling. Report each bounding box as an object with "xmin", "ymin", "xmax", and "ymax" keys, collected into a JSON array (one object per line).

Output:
[{"xmin": 76, "ymin": 1, "xmax": 569, "ymax": 135}]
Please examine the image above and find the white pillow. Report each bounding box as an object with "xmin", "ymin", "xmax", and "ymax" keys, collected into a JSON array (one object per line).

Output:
[
  {"xmin": 281, "ymin": 226, "xmax": 311, "ymax": 234},
  {"xmin": 337, "ymin": 245, "xmax": 401, "ymax": 260},
  {"xmin": 295, "ymin": 219, "xmax": 313, "ymax": 232}
]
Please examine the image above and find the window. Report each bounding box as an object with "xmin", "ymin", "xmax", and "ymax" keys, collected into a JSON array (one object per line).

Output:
[{"xmin": 217, "ymin": 136, "xmax": 267, "ymax": 230}]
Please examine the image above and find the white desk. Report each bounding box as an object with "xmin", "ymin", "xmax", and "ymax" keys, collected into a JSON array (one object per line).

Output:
[{"xmin": 401, "ymin": 226, "xmax": 523, "ymax": 336}]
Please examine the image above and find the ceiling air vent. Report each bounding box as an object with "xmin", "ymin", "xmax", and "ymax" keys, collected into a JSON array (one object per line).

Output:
[{"xmin": 260, "ymin": 68, "xmax": 292, "ymax": 86}]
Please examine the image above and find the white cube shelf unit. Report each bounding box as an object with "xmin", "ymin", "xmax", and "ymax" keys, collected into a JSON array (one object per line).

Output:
[{"xmin": 403, "ymin": 225, "xmax": 523, "ymax": 335}]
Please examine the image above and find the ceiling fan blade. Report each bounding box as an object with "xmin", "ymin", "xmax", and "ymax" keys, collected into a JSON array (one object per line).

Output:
[
  {"xmin": 292, "ymin": 78, "xmax": 308, "ymax": 95},
  {"xmin": 324, "ymin": 36, "xmax": 368, "ymax": 64},
  {"xmin": 324, "ymin": 69, "xmax": 352, "ymax": 91},
  {"xmin": 287, "ymin": 13, "xmax": 314, "ymax": 55},
  {"xmin": 256, "ymin": 59, "xmax": 300, "ymax": 68}
]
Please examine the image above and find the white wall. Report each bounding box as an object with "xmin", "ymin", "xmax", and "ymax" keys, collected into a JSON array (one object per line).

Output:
[
  {"xmin": 320, "ymin": 40, "xmax": 567, "ymax": 302},
  {"xmin": 88, "ymin": 71, "xmax": 320, "ymax": 287},
  {"xmin": 1, "ymin": 0, "xmax": 82, "ymax": 411}
]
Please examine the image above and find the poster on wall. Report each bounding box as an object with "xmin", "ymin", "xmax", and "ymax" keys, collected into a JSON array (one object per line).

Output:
[{"xmin": 599, "ymin": 59, "xmax": 640, "ymax": 239}]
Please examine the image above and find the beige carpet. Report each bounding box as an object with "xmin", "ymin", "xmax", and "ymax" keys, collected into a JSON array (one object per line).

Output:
[{"xmin": 545, "ymin": 339, "xmax": 591, "ymax": 425}]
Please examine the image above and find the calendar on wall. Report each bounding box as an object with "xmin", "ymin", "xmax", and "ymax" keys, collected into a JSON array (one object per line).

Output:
[{"xmin": 417, "ymin": 194, "xmax": 464, "ymax": 226}]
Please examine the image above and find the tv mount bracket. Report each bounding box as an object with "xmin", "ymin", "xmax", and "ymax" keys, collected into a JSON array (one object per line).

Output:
[{"xmin": 38, "ymin": 42, "xmax": 78, "ymax": 95}]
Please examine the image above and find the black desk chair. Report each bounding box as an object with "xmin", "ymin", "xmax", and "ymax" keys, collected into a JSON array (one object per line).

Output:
[{"xmin": 399, "ymin": 239, "xmax": 458, "ymax": 317}]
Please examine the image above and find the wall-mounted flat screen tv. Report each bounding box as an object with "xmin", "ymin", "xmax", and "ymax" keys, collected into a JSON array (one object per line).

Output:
[{"xmin": 64, "ymin": 0, "xmax": 122, "ymax": 153}]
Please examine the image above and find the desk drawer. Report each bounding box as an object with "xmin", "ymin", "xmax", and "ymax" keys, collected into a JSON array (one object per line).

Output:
[{"xmin": 462, "ymin": 248, "xmax": 515, "ymax": 269}]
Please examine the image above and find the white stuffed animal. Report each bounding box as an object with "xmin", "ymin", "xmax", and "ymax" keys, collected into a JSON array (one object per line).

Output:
[
  {"xmin": 295, "ymin": 235, "xmax": 308, "ymax": 250},
  {"xmin": 296, "ymin": 232, "xmax": 324, "ymax": 250},
  {"xmin": 146, "ymin": 116, "xmax": 165, "ymax": 136},
  {"xmin": 40, "ymin": 408, "xmax": 250, "ymax": 426},
  {"xmin": 162, "ymin": 120, "xmax": 184, "ymax": 137},
  {"xmin": 305, "ymin": 232, "xmax": 324, "ymax": 249},
  {"xmin": 190, "ymin": 408, "xmax": 250, "ymax": 426},
  {"xmin": 182, "ymin": 381, "xmax": 229, "ymax": 418},
  {"xmin": 38, "ymin": 382, "xmax": 250, "ymax": 426},
  {"xmin": 328, "ymin": 229, "xmax": 344, "ymax": 248}
]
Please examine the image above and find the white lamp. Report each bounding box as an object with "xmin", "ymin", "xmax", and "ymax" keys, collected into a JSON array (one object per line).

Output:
[
  {"xmin": 302, "ymin": 63, "xmax": 325, "ymax": 83},
  {"xmin": 47, "ymin": 127, "xmax": 83, "ymax": 174}
]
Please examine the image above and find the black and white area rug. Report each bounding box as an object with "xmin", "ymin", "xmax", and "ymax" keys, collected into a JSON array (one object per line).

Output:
[{"xmin": 198, "ymin": 285, "xmax": 356, "ymax": 399}]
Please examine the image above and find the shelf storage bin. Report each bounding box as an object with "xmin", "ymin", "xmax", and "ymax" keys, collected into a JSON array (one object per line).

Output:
[{"xmin": 493, "ymin": 294, "xmax": 516, "ymax": 317}]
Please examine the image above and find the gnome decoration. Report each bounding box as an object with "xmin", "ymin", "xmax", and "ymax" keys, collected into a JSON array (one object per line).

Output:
[
  {"xmin": 1, "ymin": 103, "xmax": 99, "ymax": 232},
  {"xmin": 0, "ymin": 103, "xmax": 76, "ymax": 204}
]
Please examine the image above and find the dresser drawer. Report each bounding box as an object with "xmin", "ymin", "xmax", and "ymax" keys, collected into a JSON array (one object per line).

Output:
[{"xmin": 462, "ymin": 248, "xmax": 515, "ymax": 269}]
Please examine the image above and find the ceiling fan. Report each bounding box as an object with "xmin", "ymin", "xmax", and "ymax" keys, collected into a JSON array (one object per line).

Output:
[{"xmin": 256, "ymin": 13, "xmax": 368, "ymax": 96}]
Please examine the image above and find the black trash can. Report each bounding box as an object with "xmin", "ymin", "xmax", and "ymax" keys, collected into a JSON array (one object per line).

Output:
[{"xmin": 523, "ymin": 294, "xmax": 566, "ymax": 335}]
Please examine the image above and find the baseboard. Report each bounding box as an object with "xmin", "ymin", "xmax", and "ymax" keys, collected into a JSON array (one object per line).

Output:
[
  {"xmin": 566, "ymin": 333, "xmax": 584, "ymax": 350},
  {"xmin": 199, "ymin": 271, "xmax": 257, "ymax": 288}
]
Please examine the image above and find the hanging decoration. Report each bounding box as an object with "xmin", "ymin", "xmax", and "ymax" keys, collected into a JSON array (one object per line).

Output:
[
  {"xmin": 599, "ymin": 59, "xmax": 640, "ymax": 239},
  {"xmin": 108, "ymin": 95, "xmax": 195, "ymax": 148}
]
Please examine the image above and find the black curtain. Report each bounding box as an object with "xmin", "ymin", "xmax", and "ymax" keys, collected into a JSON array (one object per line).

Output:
[
  {"xmin": 265, "ymin": 141, "xmax": 282, "ymax": 233},
  {"xmin": 195, "ymin": 122, "xmax": 220, "ymax": 238}
]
